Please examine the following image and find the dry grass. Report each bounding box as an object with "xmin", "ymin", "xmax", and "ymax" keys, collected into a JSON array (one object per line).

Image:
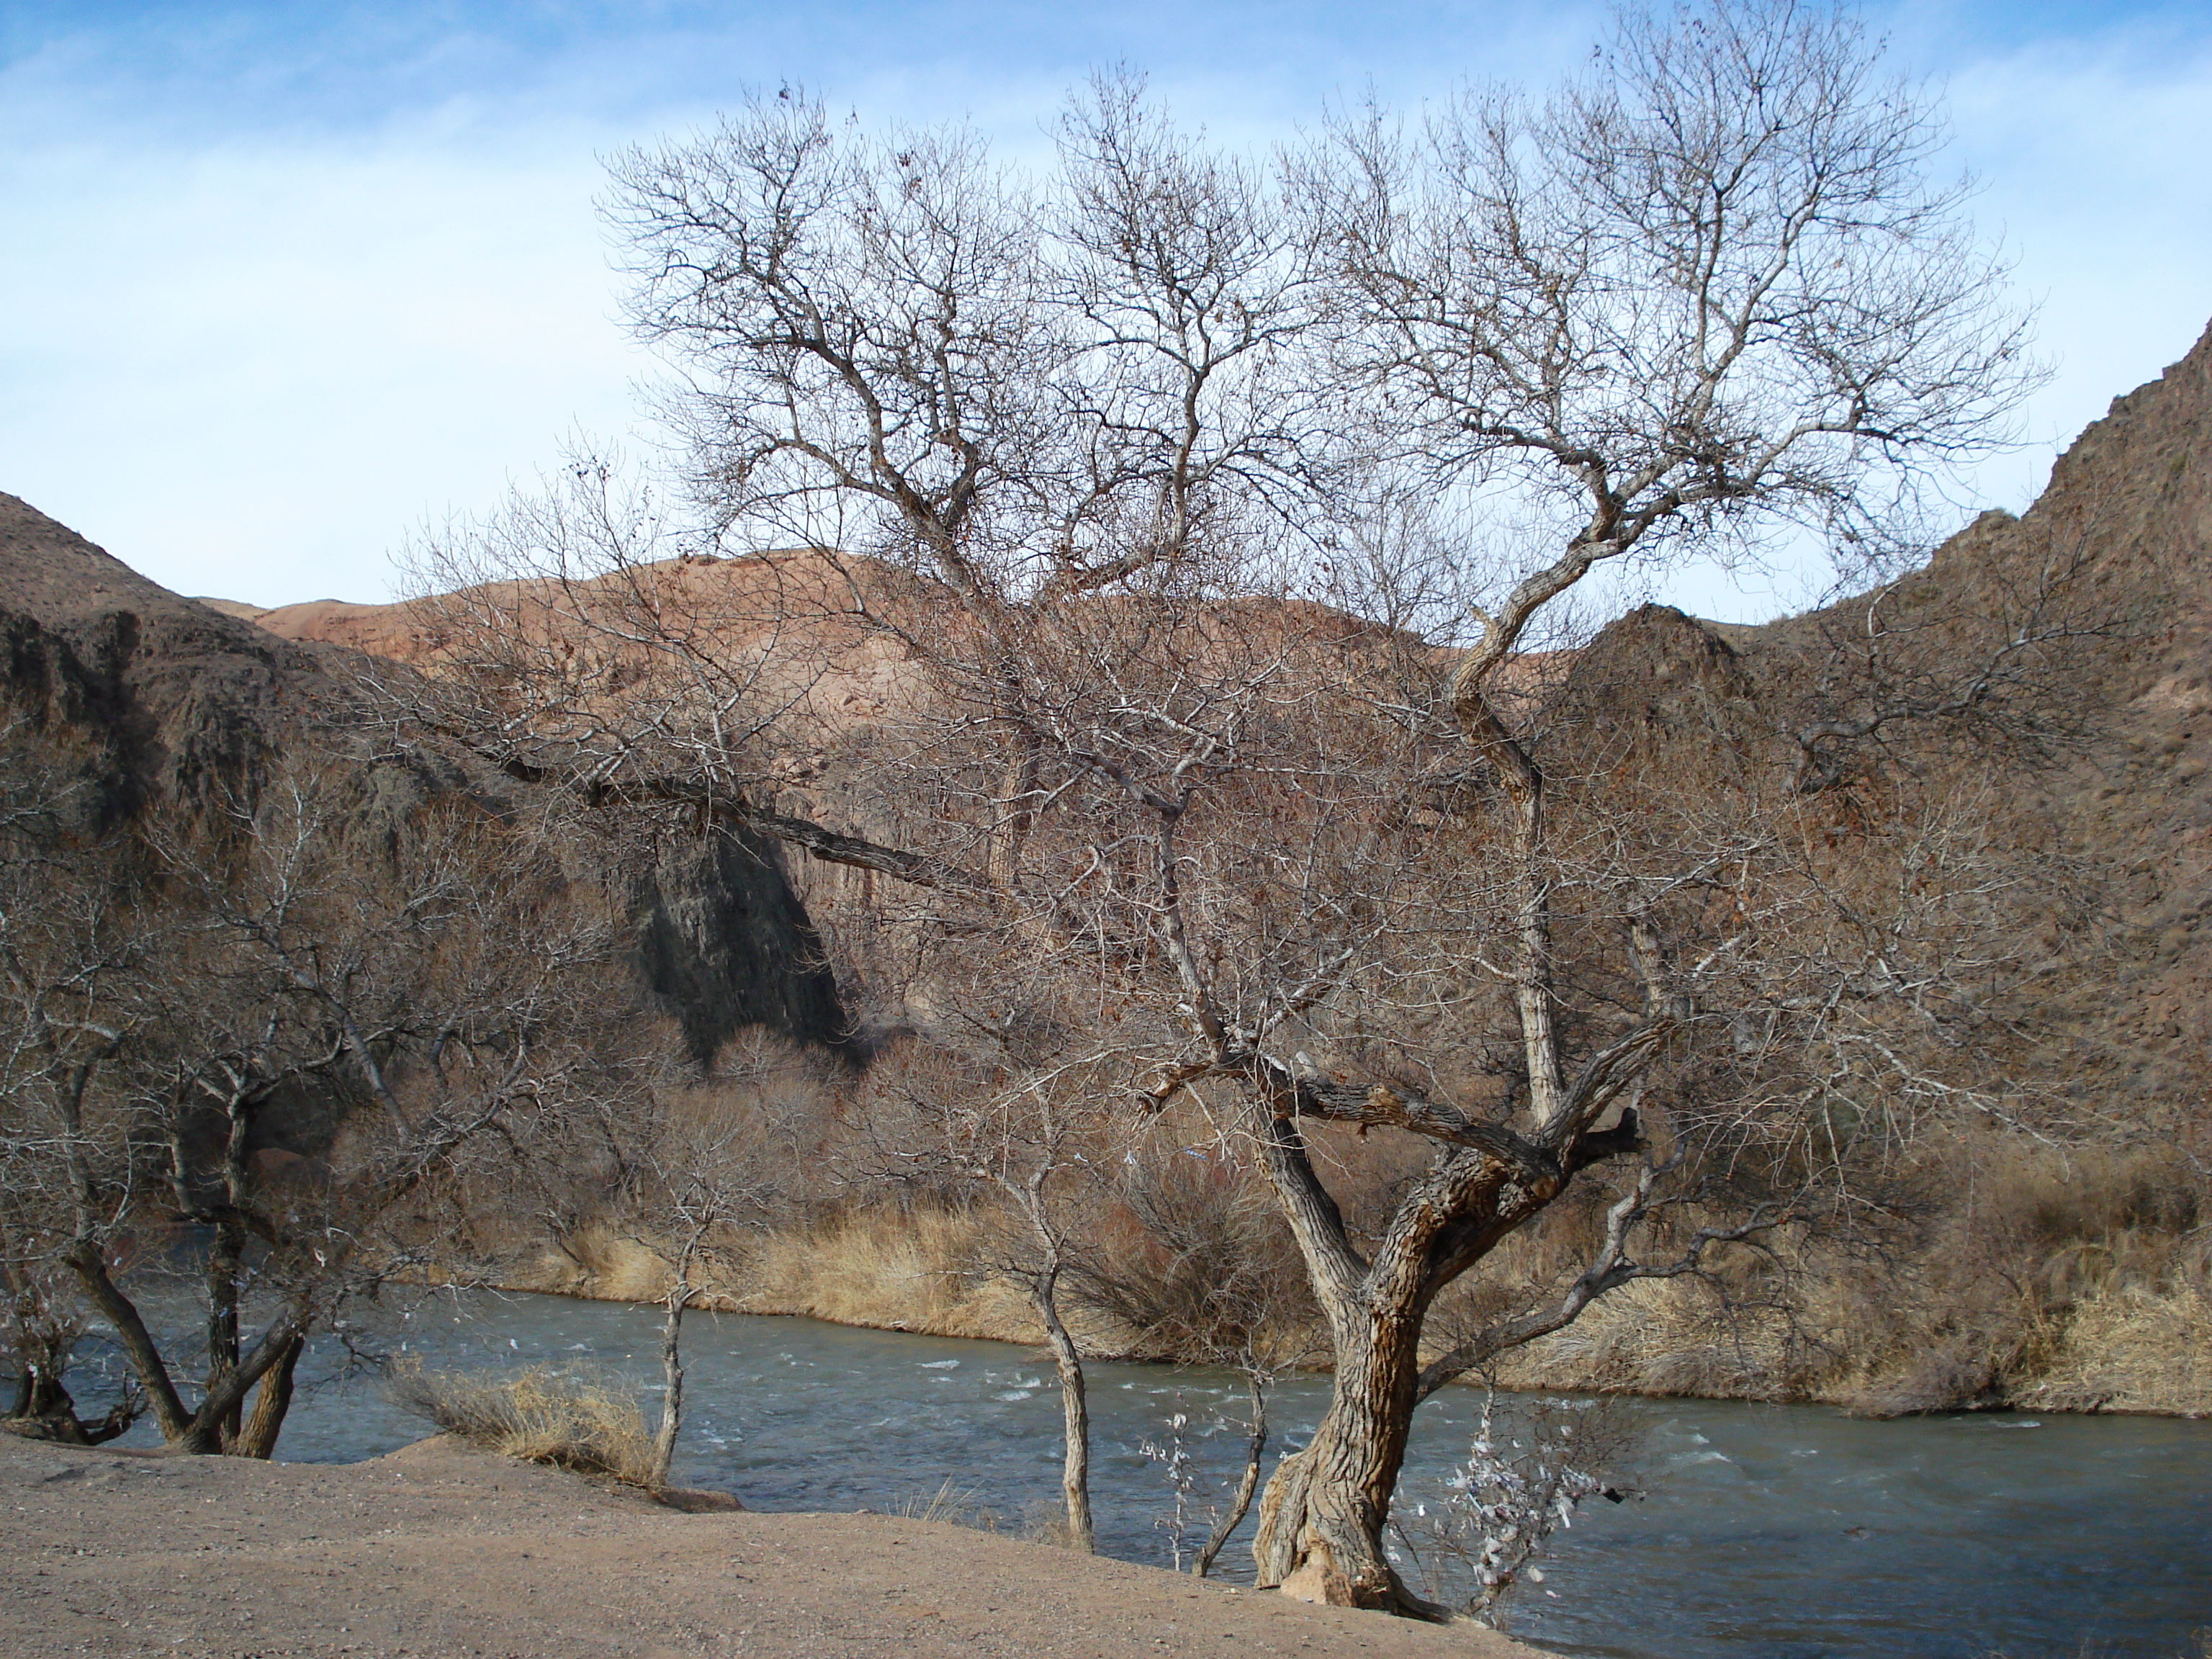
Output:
[
  {"xmin": 1490, "ymin": 1144, "xmax": 2212, "ymax": 1416},
  {"xmin": 479, "ymin": 1107, "xmax": 2210, "ymax": 1419},
  {"xmin": 387, "ymin": 1360, "xmax": 660, "ymax": 1487},
  {"xmin": 1867, "ymin": 1144, "xmax": 2212, "ymax": 1415},
  {"xmin": 1489, "ymin": 1272, "xmax": 1813, "ymax": 1400},
  {"xmin": 502, "ymin": 1191, "xmax": 1146, "ymax": 1349},
  {"xmin": 488, "ymin": 1172, "xmax": 2212, "ymax": 1418},
  {"xmin": 747, "ymin": 1205, "xmax": 992, "ymax": 1328},
  {"xmin": 737, "ymin": 1202, "xmax": 1133, "ymax": 1349},
  {"xmin": 529, "ymin": 1223, "xmax": 688, "ymax": 1303},
  {"xmin": 1014, "ymin": 1499, "xmax": 1089, "ymax": 1550},
  {"xmin": 2027, "ymin": 1276, "xmax": 2212, "ymax": 1414},
  {"xmin": 893, "ymin": 1477, "xmax": 1002, "ymax": 1533}
]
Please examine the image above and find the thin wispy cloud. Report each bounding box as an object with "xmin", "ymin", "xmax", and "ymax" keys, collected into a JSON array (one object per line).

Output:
[{"xmin": 2, "ymin": 1, "xmax": 2205, "ymax": 616}]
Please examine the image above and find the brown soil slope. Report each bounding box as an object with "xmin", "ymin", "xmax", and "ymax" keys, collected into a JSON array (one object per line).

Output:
[{"xmin": 0, "ymin": 1433, "xmax": 1541, "ymax": 1659}]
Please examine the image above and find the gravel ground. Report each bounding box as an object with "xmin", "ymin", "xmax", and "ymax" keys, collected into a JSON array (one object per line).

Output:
[{"xmin": 0, "ymin": 1434, "xmax": 1546, "ymax": 1659}]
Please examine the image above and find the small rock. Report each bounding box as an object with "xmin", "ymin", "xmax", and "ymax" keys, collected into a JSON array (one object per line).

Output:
[{"xmin": 1277, "ymin": 1558, "xmax": 1357, "ymax": 1606}]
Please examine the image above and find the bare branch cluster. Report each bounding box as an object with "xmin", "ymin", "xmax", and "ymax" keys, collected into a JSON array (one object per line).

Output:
[
  {"xmin": 0, "ymin": 727, "xmax": 639, "ymax": 1455},
  {"xmin": 375, "ymin": 1, "xmax": 2065, "ymax": 1617}
]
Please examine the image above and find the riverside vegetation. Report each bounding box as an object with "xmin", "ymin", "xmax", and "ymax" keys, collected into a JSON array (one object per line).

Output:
[{"xmin": 3, "ymin": 0, "xmax": 2210, "ymax": 1628}]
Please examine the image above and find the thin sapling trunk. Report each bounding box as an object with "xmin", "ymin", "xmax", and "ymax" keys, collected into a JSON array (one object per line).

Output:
[
  {"xmin": 1010, "ymin": 1171, "xmax": 1094, "ymax": 1552},
  {"xmin": 1195, "ymin": 1368, "xmax": 1268, "ymax": 1577},
  {"xmin": 649, "ymin": 1224, "xmax": 706, "ymax": 1492},
  {"xmin": 1031, "ymin": 1262, "xmax": 1094, "ymax": 1552}
]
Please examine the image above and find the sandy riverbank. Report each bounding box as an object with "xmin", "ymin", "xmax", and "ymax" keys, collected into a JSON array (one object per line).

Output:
[{"xmin": 0, "ymin": 1432, "xmax": 1547, "ymax": 1659}]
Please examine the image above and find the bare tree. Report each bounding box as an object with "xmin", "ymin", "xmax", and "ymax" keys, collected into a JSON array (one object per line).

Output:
[
  {"xmin": 1000, "ymin": 1154, "xmax": 1099, "ymax": 1552},
  {"xmin": 626, "ymin": 1064, "xmax": 794, "ymax": 1493},
  {"xmin": 0, "ymin": 725, "xmax": 145, "ymax": 1444},
  {"xmin": 391, "ymin": 4, "xmax": 2043, "ymax": 1617},
  {"xmin": 845, "ymin": 1004, "xmax": 1129, "ymax": 1554},
  {"xmin": 0, "ymin": 742, "xmax": 629, "ymax": 1457},
  {"xmin": 641, "ymin": 1133, "xmax": 737, "ymax": 1492},
  {"xmin": 1216, "ymin": 0, "xmax": 2040, "ymax": 1605}
]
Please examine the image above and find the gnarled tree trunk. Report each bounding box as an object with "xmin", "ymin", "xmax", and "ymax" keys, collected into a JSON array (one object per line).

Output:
[
  {"xmin": 1244, "ymin": 1103, "xmax": 1577, "ymax": 1615},
  {"xmin": 1251, "ymin": 1295, "xmax": 1435, "ymax": 1613},
  {"xmin": 232, "ymin": 1332, "xmax": 303, "ymax": 1459}
]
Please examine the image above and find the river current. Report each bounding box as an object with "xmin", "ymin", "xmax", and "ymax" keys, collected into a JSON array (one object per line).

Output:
[{"xmin": 94, "ymin": 1288, "xmax": 2212, "ymax": 1658}]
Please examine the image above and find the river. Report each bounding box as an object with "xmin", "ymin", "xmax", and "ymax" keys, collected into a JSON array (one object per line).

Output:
[{"xmin": 90, "ymin": 1287, "xmax": 2212, "ymax": 1658}]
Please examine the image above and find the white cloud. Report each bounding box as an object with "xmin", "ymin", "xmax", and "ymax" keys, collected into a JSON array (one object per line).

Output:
[
  {"xmin": 1943, "ymin": 22, "xmax": 2212, "ymax": 508},
  {"xmin": 0, "ymin": 1, "xmax": 1596, "ymax": 608},
  {"xmin": 1, "ymin": 3, "xmax": 2206, "ymax": 617},
  {"xmin": 0, "ymin": 107, "xmax": 652, "ymax": 604}
]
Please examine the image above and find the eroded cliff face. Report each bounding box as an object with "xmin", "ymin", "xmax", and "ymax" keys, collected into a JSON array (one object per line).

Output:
[
  {"xmin": 0, "ymin": 492, "xmax": 324, "ymax": 830},
  {"xmin": 0, "ymin": 492, "xmax": 853, "ymax": 1071},
  {"xmin": 1548, "ymin": 320, "xmax": 2212, "ymax": 1130},
  {"xmin": 632, "ymin": 826, "xmax": 853, "ymax": 1064},
  {"xmin": 1964, "ymin": 322, "xmax": 2212, "ymax": 1082}
]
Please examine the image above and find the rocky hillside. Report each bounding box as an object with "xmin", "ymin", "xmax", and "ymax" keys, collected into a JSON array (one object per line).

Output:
[
  {"xmin": 0, "ymin": 493, "xmax": 854, "ymax": 1074},
  {"xmin": 8, "ymin": 320, "xmax": 2208, "ymax": 1414},
  {"xmin": 222, "ymin": 320, "xmax": 2212, "ymax": 1130},
  {"xmin": 0, "ymin": 490, "xmax": 330, "ymax": 829},
  {"xmin": 1560, "ymin": 319, "xmax": 2212, "ymax": 1145}
]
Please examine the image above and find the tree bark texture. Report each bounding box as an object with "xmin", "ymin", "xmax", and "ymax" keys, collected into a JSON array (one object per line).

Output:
[
  {"xmin": 233, "ymin": 1332, "xmax": 303, "ymax": 1460},
  {"xmin": 204, "ymin": 1220, "xmax": 245, "ymax": 1449},
  {"xmin": 1247, "ymin": 1097, "xmax": 1572, "ymax": 1614},
  {"xmin": 651, "ymin": 1280, "xmax": 688, "ymax": 1491},
  {"xmin": 1250, "ymin": 1293, "xmax": 1437, "ymax": 1611},
  {"xmin": 1030, "ymin": 1269, "xmax": 1095, "ymax": 1553}
]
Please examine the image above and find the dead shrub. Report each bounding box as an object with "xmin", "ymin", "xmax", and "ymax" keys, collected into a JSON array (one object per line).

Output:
[
  {"xmin": 387, "ymin": 1359, "xmax": 660, "ymax": 1487},
  {"xmin": 1391, "ymin": 1390, "xmax": 1647, "ymax": 1627},
  {"xmin": 1069, "ymin": 1145, "xmax": 1320, "ymax": 1368},
  {"xmin": 1855, "ymin": 1338, "xmax": 2006, "ymax": 1417}
]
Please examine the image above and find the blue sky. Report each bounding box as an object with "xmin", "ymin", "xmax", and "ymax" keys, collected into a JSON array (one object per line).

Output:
[{"xmin": 4, "ymin": 1, "xmax": 2209, "ymax": 616}]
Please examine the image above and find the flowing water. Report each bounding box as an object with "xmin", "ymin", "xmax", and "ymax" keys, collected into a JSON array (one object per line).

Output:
[{"xmin": 89, "ymin": 1288, "xmax": 2212, "ymax": 1658}]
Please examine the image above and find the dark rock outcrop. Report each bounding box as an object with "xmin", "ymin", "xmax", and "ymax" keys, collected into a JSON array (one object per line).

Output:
[{"xmin": 0, "ymin": 490, "xmax": 852, "ymax": 1066}]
